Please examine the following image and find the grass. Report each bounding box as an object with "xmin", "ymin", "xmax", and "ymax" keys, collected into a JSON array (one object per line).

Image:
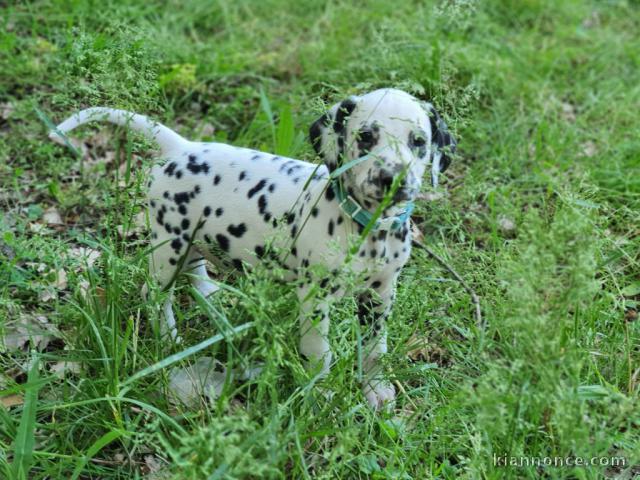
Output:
[{"xmin": 0, "ymin": 0, "xmax": 639, "ymax": 478}]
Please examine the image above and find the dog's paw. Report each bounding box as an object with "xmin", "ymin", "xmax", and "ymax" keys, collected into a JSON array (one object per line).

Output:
[{"xmin": 363, "ymin": 380, "xmax": 396, "ymax": 411}]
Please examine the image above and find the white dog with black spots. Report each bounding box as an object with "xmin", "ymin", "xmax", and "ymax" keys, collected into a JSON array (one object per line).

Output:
[{"xmin": 50, "ymin": 88, "xmax": 456, "ymax": 410}]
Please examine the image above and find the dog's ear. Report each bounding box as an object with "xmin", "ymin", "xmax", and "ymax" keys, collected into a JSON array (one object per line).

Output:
[
  {"xmin": 309, "ymin": 97, "xmax": 358, "ymax": 172},
  {"xmin": 423, "ymin": 103, "xmax": 456, "ymax": 173}
]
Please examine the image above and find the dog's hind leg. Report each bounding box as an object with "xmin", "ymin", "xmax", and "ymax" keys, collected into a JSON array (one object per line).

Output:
[
  {"xmin": 297, "ymin": 284, "xmax": 333, "ymax": 377},
  {"xmin": 148, "ymin": 234, "xmax": 183, "ymax": 340},
  {"xmin": 184, "ymin": 251, "xmax": 220, "ymax": 298}
]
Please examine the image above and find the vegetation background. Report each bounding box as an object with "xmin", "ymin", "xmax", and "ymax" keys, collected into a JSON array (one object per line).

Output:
[{"xmin": 0, "ymin": 0, "xmax": 638, "ymax": 478}]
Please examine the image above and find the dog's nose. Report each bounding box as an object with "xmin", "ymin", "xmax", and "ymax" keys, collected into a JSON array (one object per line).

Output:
[{"xmin": 379, "ymin": 170, "xmax": 394, "ymax": 190}]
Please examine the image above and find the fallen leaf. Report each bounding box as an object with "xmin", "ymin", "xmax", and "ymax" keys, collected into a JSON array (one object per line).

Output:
[
  {"xmin": 416, "ymin": 191, "xmax": 444, "ymax": 202},
  {"xmin": 498, "ymin": 215, "xmax": 516, "ymax": 233},
  {"xmin": 168, "ymin": 357, "xmax": 227, "ymax": 407},
  {"xmin": 580, "ymin": 141, "xmax": 597, "ymax": 158},
  {"xmin": 50, "ymin": 360, "xmax": 81, "ymax": 378},
  {"xmin": 54, "ymin": 269, "xmax": 68, "ymax": 289},
  {"xmin": 1, "ymin": 394, "xmax": 23, "ymax": 408},
  {"xmin": 29, "ymin": 222, "xmax": 46, "ymax": 234},
  {"xmin": 561, "ymin": 102, "xmax": 576, "ymax": 123},
  {"xmin": 38, "ymin": 288, "xmax": 57, "ymax": 303},
  {"xmin": 68, "ymin": 247, "xmax": 101, "ymax": 268},
  {"xmin": 0, "ymin": 102, "xmax": 14, "ymax": 121},
  {"xmin": 582, "ymin": 11, "xmax": 600, "ymax": 29},
  {"xmin": 1, "ymin": 315, "xmax": 59, "ymax": 352},
  {"xmin": 410, "ymin": 221, "xmax": 425, "ymax": 244},
  {"xmin": 42, "ymin": 207, "xmax": 63, "ymax": 225},
  {"xmin": 78, "ymin": 279, "xmax": 107, "ymax": 305}
]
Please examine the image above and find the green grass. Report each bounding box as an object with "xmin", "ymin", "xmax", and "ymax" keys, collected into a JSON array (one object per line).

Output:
[{"xmin": 1, "ymin": 0, "xmax": 639, "ymax": 478}]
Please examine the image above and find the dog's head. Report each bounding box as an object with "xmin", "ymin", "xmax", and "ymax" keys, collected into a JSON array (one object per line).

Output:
[{"xmin": 309, "ymin": 89, "xmax": 456, "ymax": 208}]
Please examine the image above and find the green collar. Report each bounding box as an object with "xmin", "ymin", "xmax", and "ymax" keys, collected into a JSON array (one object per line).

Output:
[
  {"xmin": 327, "ymin": 151, "xmax": 414, "ymax": 233},
  {"xmin": 330, "ymin": 181, "xmax": 414, "ymax": 232}
]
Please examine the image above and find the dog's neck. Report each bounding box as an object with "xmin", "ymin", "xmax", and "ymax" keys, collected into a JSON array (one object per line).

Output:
[{"xmin": 329, "ymin": 180, "xmax": 414, "ymax": 233}]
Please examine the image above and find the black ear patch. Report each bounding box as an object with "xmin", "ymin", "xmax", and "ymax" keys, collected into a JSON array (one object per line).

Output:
[
  {"xmin": 429, "ymin": 108, "xmax": 456, "ymax": 172},
  {"xmin": 333, "ymin": 99, "xmax": 357, "ymax": 134},
  {"xmin": 309, "ymin": 113, "xmax": 329, "ymax": 155},
  {"xmin": 334, "ymin": 99, "xmax": 357, "ymax": 164}
]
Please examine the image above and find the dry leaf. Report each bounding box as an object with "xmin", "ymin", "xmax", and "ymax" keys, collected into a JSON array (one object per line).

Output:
[
  {"xmin": 1, "ymin": 394, "xmax": 23, "ymax": 408},
  {"xmin": 1, "ymin": 315, "xmax": 59, "ymax": 352},
  {"xmin": 498, "ymin": 215, "xmax": 516, "ymax": 233},
  {"xmin": 168, "ymin": 357, "xmax": 227, "ymax": 407},
  {"xmin": 50, "ymin": 360, "xmax": 81, "ymax": 378},
  {"xmin": 582, "ymin": 11, "xmax": 600, "ymax": 29},
  {"xmin": 38, "ymin": 287, "xmax": 57, "ymax": 303},
  {"xmin": 0, "ymin": 102, "xmax": 14, "ymax": 120},
  {"xmin": 68, "ymin": 247, "xmax": 101, "ymax": 268},
  {"xmin": 561, "ymin": 102, "xmax": 576, "ymax": 123},
  {"xmin": 78, "ymin": 279, "xmax": 107, "ymax": 305},
  {"xmin": 42, "ymin": 207, "xmax": 63, "ymax": 225},
  {"xmin": 580, "ymin": 141, "xmax": 597, "ymax": 158},
  {"xmin": 410, "ymin": 221, "xmax": 425, "ymax": 244},
  {"xmin": 416, "ymin": 191, "xmax": 444, "ymax": 202},
  {"xmin": 29, "ymin": 222, "xmax": 46, "ymax": 234},
  {"xmin": 406, "ymin": 333, "xmax": 430, "ymax": 362}
]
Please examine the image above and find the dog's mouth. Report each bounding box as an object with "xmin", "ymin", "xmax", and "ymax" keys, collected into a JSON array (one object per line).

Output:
[{"xmin": 367, "ymin": 187, "xmax": 415, "ymax": 205}]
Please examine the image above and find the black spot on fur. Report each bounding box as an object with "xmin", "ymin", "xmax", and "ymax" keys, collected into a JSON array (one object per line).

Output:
[
  {"xmin": 257, "ymin": 195, "xmax": 267, "ymax": 214},
  {"xmin": 311, "ymin": 207, "xmax": 319, "ymax": 217},
  {"xmin": 173, "ymin": 227, "xmax": 181, "ymax": 235},
  {"xmin": 268, "ymin": 183, "xmax": 276, "ymax": 193},
  {"xmin": 328, "ymin": 219, "xmax": 334, "ymax": 236},
  {"xmin": 178, "ymin": 205, "xmax": 187, "ymax": 215},
  {"xmin": 171, "ymin": 238, "xmax": 183, "ymax": 252},
  {"xmin": 216, "ymin": 234, "xmax": 229, "ymax": 252},
  {"xmin": 371, "ymin": 280, "xmax": 381, "ymax": 289},
  {"xmin": 150, "ymin": 200, "xmax": 156, "ymax": 208},
  {"xmin": 163, "ymin": 191, "xmax": 170, "ymax": 199},
  {"xmin": 169, "ymin": 258, "xmax": 177, "ymax": 265},
  {"xmin": 248, "ymin": 179, "xmax": 267, "ymax": 199},
  {"xmin": 232, "ymin": 258, "xmax": 243, "ymax": 270},
  {"xmin": 291, "ymin": 246, "xmax": 297, "ymax": 257},
  {"xmin": 215, "ymin": 207, "xmax": 223, "ymax": 217},
  {"xmin": 174, "ymin": 192, "xmax": 190, "ymax": 205},
  {"xmin": 228, "ymin": 223, "xmax": 247, "ymax": 238},
  {"xmin": 204, "ymin": 206, "xmax": 211, "ymax": 217},
  {"xmin": 176, "ymin": 171, "xmax": 183, "ymax": 179},
  {"xmin": 181, "ymin": 218, "xmax": 190, "ymax": 230},
  {"xmin": 164, "ymin": 162, "xmax": 177, "ymax": 176},
  {"xmin": 284, "ymin": 212, "xmax": 295, "ymax": 224},
  {"xmin": 255, "ymin": 245, "xmax": 265, "ymax": 258},
  {"xmin": 291, "ymin": 224, "xmax": 298, "ymax": 239},
  {"xmin": 251, "ymin": 154, "xmax": 260, "ymax": 161},
  {"xmin": 325, "ymin": 186, "xmax": 335, "ymax": 202},
  {"xmin": 239, "ymin": 171, "xmax": 247, "ymax": 181},
  {"xmin": 186, "ymin": 155, "xmax": 210, "ymax": 174},
  {"xmin": 213, "ymin": 174, "xmax": 221, "ymax": 185}
]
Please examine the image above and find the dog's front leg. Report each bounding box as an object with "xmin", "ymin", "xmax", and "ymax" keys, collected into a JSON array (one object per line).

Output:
[
  {"xmin": 297, "ymin": 284, "xmax": 333, "ymax": 378},
  {"xmin": 357, "ymin": 278, "xmax": 398, "ymax": 410}
]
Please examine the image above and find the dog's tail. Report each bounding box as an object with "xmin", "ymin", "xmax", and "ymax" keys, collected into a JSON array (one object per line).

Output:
[{"xmin": 49, "ymin": 107, "xmax": 188, "ymax": 155}]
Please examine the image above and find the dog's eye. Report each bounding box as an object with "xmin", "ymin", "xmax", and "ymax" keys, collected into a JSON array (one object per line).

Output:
[
  {"xmin": 357, "ymin": 129, "xmax": 376, "ymax": 154},
  {"xmin": 411, "ymin": 132, "xmax": 426, "ymax": 148}
]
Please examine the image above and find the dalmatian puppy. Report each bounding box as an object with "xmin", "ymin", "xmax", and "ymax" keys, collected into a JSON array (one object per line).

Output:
[{"xmin": 49, "ymin": 88, "xmax": 456, "ymax": 409}]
